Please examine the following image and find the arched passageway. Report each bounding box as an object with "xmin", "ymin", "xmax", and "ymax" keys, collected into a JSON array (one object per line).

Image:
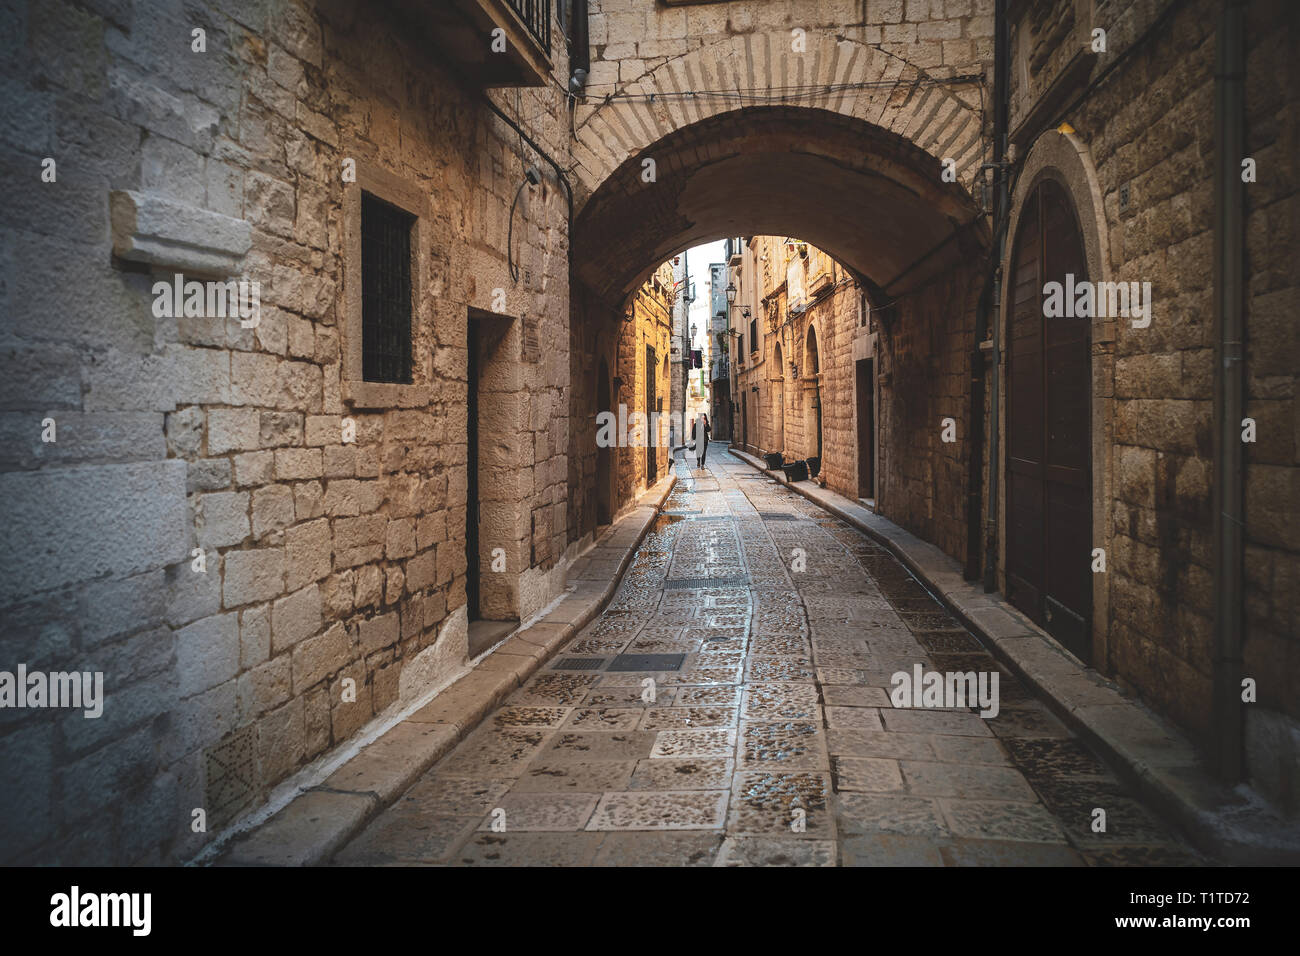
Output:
[{"xmin": 568, "ymin": 105, "xmax": 990, "ymax": 565}]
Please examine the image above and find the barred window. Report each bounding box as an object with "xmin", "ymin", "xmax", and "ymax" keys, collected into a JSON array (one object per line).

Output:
[{"xmin": 360, "ymin": 192, "xmax": 414, "ymax": 383}]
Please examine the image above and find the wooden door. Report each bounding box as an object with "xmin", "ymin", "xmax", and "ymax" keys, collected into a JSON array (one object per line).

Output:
[
  {"xmin": 856, "ymin": 359, "xmax": 873, "ymax": 498},
  {"xmin": 1006, "ymin": 179, "xmax": 1092, "ymax": 659},
  {"xmin": 646, "ymin": 345, "xmax": 657, "ymax": 483}
]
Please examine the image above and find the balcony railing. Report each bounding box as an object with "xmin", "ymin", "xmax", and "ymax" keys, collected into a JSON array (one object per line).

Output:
[{"xmin": 506, "ymin": 0, "xmax": 550, "ymax": 51}]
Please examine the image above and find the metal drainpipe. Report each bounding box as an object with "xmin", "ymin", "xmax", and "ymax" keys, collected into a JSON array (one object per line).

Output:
[
  {"xmin": 571, "ymin": 0, "xmax": 590, "ymax": 79},
  {"xmin": 1212, "ymin": 0, "xmax": 1247, "ymax": 782},
  {"xmin": 982, "ymin": 0, "xmax": 1009, "ymax": 593}
]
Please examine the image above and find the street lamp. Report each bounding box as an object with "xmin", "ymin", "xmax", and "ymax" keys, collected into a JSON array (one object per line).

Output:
[{"xmin": 725, "ymin": 282, "xmax": 737, "ymax": 306}]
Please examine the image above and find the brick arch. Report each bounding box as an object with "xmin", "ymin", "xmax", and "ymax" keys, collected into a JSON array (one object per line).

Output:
[
  {"xmin": 572, "ymin": 102, "xmax": 987, "ymax": 306},
  {"xmin": 573, "ymin": 31, "xmax": 986, "ymax": 208}
]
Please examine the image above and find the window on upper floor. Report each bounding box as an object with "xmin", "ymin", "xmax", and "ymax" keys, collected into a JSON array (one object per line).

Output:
[{"xmin": 360, "ymin": 192, "xmax": 415, "ymax": 384}]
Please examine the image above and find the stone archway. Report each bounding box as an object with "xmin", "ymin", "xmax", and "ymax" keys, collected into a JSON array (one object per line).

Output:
[
  {"xmin": 573, "ymin": 105, "xmax": 986, "ymax": 306},
  {"xmin": 568, "ymin": 38, "xmax": 994, "ymax": 566},
  {"xmin": 572, "ymin": 30, "xmax": 987, "ymax": 215}
]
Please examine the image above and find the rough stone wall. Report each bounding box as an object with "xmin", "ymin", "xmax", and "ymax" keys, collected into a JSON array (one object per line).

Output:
[
  {"xmin": 1239, "ymin": 0, "xmax": 1300, "ymax": 809},
  {"xmin": 734, "ymin": 234, "xmax": 977, "ymax": 565},
  {"xmin": 1007, "ymin": 0, "xmax": 1300, "ymax": 805},
  {"xmin": 617, "ymin": 265, "xmax": 674, "ymax": 501},
  {"xmin": 872, "ymin": 269, "xmax": 980, "ymax": 562},
  {"xmin": 568, "ymin": 265, "xmax": 673, "ymax": 547},
  {"xmin": 0, "ymin": 0, "xmax": 573, "ymax": 863},
  {"xmin": 567, "ymin": 284, "xmax": 606, "ymax": 544}
]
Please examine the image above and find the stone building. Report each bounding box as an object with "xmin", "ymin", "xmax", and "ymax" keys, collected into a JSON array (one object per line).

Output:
[
  {"xmin": 0, "ymin": 0, "xmax": 1295, "ymax": 866},
  {"xmin": 617, "ymin": 261, "xmax": 676, "ymax": 502},
  {"xmin": 0, "ymin": 0, "xmax": 617, "ymax": 865},
  {"xmin": 731, "ymin": 236, "xmax": 871, "ymax": 500},
  {"xmin": 707, "ymin": 258, "xmax": 731, "ymax": 439},
  {"xmin": 568, "ymin": 0, "xmax": 1296, "ymax": 809}
]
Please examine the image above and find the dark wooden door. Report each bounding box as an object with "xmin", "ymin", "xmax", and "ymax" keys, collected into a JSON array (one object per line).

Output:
[
  {"xmin": 646, "ymin": 345, "xmax": 657, "ymax": 483},
  {"xmin": 1006, "ymin": 179, "xmax": 1092, "ymax": 659},
  {"xmin": 856, "ymin": 359, "xmax": 873, "ymax": 498}
]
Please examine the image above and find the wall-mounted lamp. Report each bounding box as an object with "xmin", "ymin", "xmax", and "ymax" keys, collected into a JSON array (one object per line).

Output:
[{"xmin": 725, "ymin": 282, "xmax": 737, "ymax": 305}]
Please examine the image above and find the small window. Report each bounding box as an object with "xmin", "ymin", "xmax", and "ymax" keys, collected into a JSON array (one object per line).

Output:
[
  {"xmin": 738, "ymin": 333, "xmax": 744, "ymax": 356},
  {"xmin": 749, "ymin": 318, "xmax": 758, "ymax": 352},
  {"xmin": 360, "ymin": 192, "xmax": 414, "ymax": 383}
]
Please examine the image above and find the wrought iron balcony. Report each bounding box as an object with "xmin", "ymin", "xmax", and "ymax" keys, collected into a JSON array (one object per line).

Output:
[
  {"xmin": 397, "ymin": 0, "xmax": 553, "ymax": 87},
  {"xmin": 506, "ymin": 0, "xmax": 551, "ymax": 50}
]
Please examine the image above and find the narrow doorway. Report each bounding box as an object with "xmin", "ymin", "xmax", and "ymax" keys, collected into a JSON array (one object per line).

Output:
[
  {"xmin": 466, "ymin": 309, "xmax": 519, "ymax": 658},
  {"xmin": 646, "ymin": 345, "xmax": 658, "ymax": 484},
  {"xmin": 467, "ymin": 316, "xmax": 481, "ymax": 621},
  {"xmin": 1006, "ymin": 178, "xmax": 1092, "ymax": 660},
  {"xmin": 856, "ymin": 358, "xmax": 874, "ymax": 500}
]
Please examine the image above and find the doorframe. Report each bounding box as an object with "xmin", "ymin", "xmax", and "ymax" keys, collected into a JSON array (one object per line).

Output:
[
  {"xmin": 466, "ymin": 307, "xmax": 523, "ymax": 624},
  {"xmin": 997, "ymin": 129, "xmax": 1115, "ymax": 667}
]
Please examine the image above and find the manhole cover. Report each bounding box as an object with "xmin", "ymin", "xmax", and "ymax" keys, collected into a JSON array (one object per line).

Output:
[
  {"xmin": 552, "ymin": 657, "xmax": 605, "ymax": 670},
  {"xmin": 666, "ymin": 575, "xmax": 750, "ymax": 589},
  {"xmin": 608, "ymin": 653, "xmax": 686, "ymax": 671}
]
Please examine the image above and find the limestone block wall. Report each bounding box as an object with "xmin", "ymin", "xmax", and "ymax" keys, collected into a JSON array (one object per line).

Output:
[
  {"xmin": 0, "ymin": 0, "xmax": 574, "ymax": 863},
  {"xmin": 1006, "ymin": 0, "xmax": 1299, "ymax": 806}
]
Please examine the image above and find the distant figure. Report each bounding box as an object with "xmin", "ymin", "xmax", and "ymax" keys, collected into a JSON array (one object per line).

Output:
[{"xmin": 694, "ymin": 412, "xmax": 711, "ymax": 469}]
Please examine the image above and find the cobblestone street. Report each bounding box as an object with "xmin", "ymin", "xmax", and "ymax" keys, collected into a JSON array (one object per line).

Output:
[{"xmin": 333, "ymin": 452, "xmax": 1200, "ymax": 866}]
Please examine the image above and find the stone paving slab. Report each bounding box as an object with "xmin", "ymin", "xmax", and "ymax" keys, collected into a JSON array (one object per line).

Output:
[
  {"xmin": 728, "ymin": 447, "xmax": 1300, "ymax": 864},
  {"xmin": 214, "ymin": 474, "xmax": 677, "ymax": 866},
  {"xmin": 317, "ymin": 454, "xmax": 1212, "ymax": 867}
]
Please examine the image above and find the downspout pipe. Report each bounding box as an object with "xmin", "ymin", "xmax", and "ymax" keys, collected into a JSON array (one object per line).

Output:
[
  {"xmin": 571, "ymin": 0, "xmax": 590, "ymax": 80},
  {"xmin": 982, "ymin": 0, "xmax": 1009, "ymax": 593},
  {"xmin": 1212, "ymin": 0, "xmax": 1247, "ymax": 782}
]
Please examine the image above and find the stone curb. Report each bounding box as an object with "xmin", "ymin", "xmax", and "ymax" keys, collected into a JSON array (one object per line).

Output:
[
  {"xmin": 729, "ymin": 447, "xmax": 1300, "ymax": 865},
  {"xmin": 213, "ymin": 474, "xmax": 678, "ymax": 866}
]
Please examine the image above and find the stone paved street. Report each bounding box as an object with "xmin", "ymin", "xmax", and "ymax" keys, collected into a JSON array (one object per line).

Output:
[{"xmin": 332, "ymin": 452, "xmax": 1201, "ymax": 867}]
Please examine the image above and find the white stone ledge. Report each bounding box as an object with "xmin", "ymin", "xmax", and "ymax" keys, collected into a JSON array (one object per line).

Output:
[
  {"xmin": 109, "ymin": 190, "xmax": 252, "ymax": 277},
  {"xmin": 340, "ymin": 380, "xmax": 431, "ymax": 409}
]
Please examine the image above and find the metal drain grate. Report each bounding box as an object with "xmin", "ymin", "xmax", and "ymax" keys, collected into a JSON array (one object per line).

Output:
[
  {"xmin": 607, "ymin": 653, "xmax": 686, "ymax": 671},
  {"xmin": 666, "ymin": 575, "xmax": 750, "ymax": 589},
  {"xmin": 662, "ymin": 509, "xmax": 703, "ymax": 516},
  {"xmin": 756, "ymin": 512, "xmax": 805, "ymax": 521},
  {"xmin": 552, "ymin": 657, "xmax": 606, "ymax": 670}
]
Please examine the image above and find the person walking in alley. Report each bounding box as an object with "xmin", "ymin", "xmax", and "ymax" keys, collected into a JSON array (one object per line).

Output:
[{"xmin": 694, "ymin": 412, "xmax": 711, "ymax": 469}]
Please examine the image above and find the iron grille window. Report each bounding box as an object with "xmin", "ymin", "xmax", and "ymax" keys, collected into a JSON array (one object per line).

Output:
[{"xmin": 361, "ymin": 192, "xmax": 414, "ymax": 384}]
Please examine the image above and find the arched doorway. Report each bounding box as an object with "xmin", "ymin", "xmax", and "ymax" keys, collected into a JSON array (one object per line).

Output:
[
  {"xmin": 772, "ymin": 340, "xmax": 785, "ymax": 457},
  {"xmin": 595, "ymin": 358, "xmax": 613, "ymax": 527},
  {"xmin": 805, "ymin": 325, "xmax": 822, "ymax": 461},
  {"xmin": 1006, "ymin": 177, "xmax": 1092, "ymax": 660}
]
